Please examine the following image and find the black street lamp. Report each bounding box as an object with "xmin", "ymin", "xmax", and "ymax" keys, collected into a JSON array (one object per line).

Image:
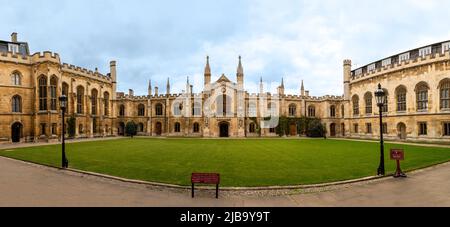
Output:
[
  {"xmin": 374, "ymin": 84, "xmax": 386, "ymax": 176},
  {"xmin": 59, "ymin": 95, "xmax": 69, "ymax": 168}
]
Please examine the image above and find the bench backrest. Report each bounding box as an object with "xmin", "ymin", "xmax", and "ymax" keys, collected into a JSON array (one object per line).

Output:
[{"xmin": 191, "ymin": 173, "xmax": 220, "ymax": 184}]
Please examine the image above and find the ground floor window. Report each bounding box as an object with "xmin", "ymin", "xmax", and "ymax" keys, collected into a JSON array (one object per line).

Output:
[
  {"xmin": 382, "ymin": 123, "xmax": 388, "ymax": 134},
  {"xmin": 353, "ymin": 124, "xmax": 359, "ymax": 133},
  {"xmin": 418, "ymin": 122, "xmax": 427, "ymax": 136},
  {"xmin": 270, "ymin": 128, "xmax": 275, "ymax": 133},
  {"xmin": 174, "ymin": 122, "xmax": 181, "ymax": 133},
  {"xmin": 193, "ymin": 123, "xmax": 200, "ymax": 133},
  {"xmin": 79, "ymin": 124, "xmax": 84, "ymax": 134},
  {"xmin": 51, "ymin": 123, "xmax": 57, "ymax": 135},
  {"xmin": 249, "ymin": 123, "xmax": 256, "ymax": 133},
  {"xmin": 366, "ymin": 123, "xmax": 372, "ymax": 134},
  {"xmin": 40, "ymin": 123, "xmax": 46, "ymax": 135},
  {"xmin": 443, "ymin": 123, "xmax": 450, "ymax": 136}
]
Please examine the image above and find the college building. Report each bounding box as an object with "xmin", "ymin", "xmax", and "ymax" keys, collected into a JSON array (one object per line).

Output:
[{"xmin": 1, "ymin": 33, "xmax": 449, "ymax": 143}]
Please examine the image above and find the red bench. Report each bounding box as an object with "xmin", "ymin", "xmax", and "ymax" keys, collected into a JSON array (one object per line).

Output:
[{"xmin": 191, "ymin": 173, "xmax": 220, "ymax": 199}]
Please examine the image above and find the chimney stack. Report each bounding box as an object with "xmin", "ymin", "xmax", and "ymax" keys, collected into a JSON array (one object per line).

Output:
[
  {"xmin": 305, "ymin": 91, "xmax": 310, "ymax": 97},
  {"xmin": 129, "ymin": 89, "xmax": 134, "ymax": 97},
  {"xmin": 155, "ymin": 87, "xmax": 159, "ymax": 96},
  {"xmin": 11, "ymin": 32, "xmax": 18, "ymax": 42}
]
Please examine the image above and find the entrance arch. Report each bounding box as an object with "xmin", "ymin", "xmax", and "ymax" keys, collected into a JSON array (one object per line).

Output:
[
  {"xmin": 11, "ymin": 122, "xmax": 22, "ymax": 143},
  {"xmin": 289, "ymin": 122, "xmax": 297, "ymax": 136},
  {"xmin": 219, "ymin": 122, "xmax": 229, "ymax": 137},
  {"xmin": 397, "ymin": 122, "xmax": 407, "ymax": 140},
  {"xmin": 330, "ymin": 123, "xmax": 336, "ymax": 137},
  {"xmin": 155, "ymin": 122, "xmax": 162, "ymax": 136}
]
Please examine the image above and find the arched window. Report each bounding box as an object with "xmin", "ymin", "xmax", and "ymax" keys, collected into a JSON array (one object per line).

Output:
[
  {"xmin": 138, "ymin": 104, "xmax": 145, "ymax": 116},
  {"xmin": 268, "ymin": 102, "xmax": 277, "ymax": 116},
  {"xmin": 416, "ymin": 82, "xmax": 429, "ymax": 111},
  {"xmin": 289, "ymin": 104, "xmax": 296, "ymax": 117},
  {"xmin": 382, "ymin": 89, "xmax": 389, "ymax": 113},
  {"xmin": 193, "ymin": 123, "xmax": 200, "ymax": 133},
  {"xmin": 11, "ymin": 71, "xmax": 21, "ymax": 86},
  {"xmin": 12, "ymin": 95, "xmax": 22, "ymax": 113},
  {"xmin": 155, "ymin": 103, "xmax": 163, "ymax": 116},
  {"xmin": 103, "ymin": 92, "xmax": 109, "ymax": 116},
  {"xmin": 192, "ymin": 102, "xmax": 201, "ymax": 116},
  {"xmin": 119, "ymin": 105, "xmax": 125, "ymax": 116},
  {"xmin": 38, "ymin": 76, "xmax": 47, "ymax": 111},
  {"xmin": 174, "ymin": 122, "xmax": 181, "ymax": 133},
  {"xmin": 173, "ymin": 102, "xmax": 183, "ymax": 116},
  {"xmin": 341, "ymin": 105, "xmax": 345, "ymax": 118},
  {"xmin": 352, "ymin": 95, "xmax": 359, "ymax": 115},
  {"xmin": 308, "ymin": 105, "xmax": 316, "ymax": 117},
  {"xmin": 61, "ymin": 82, "xmax": 69, "ymax": 113},
  {"xmin": 50, "ymin": 77, "xmax": 57, "ymax": 110},
  {"xmin": 248, "ymin": 102, "xmax": 257, "ymax": 117},
  {"xmin": 330, "ymin": 105, "xmax": 336, "ymax": 118},
  {"xmin": 440, "ymin": 79, "xmax": 450, "ymax": 110},
  {"xmin": 396, "ymin": 86, "xmax": 407, "ymax": 112},
  {"xmin": 249, "ymin": 123, "xmax": 256, "ymax": 133},
  {"xmin": 91, "ymin": 89, "xmax": 98, "ymax": 115},
  {"xmin": 76, "ymin": 86, "xmax": 84, "ymax": 114},
  {"xmin": 364, "ymin": 92, "xmax": 372, "ymax": 114}
]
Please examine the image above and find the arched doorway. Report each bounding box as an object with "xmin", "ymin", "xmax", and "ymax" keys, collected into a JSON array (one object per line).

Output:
[
  {"xmin": 289, "ymin": 122, "xmax": 297, "ymax": 136},
  {"xmin": 397, "ymin": 122, "xmax": 407, "ymax": 140},
  {"xmin": 11, "ymin": 122, "xmax": 22, "ymax": 143},
  {"xmin": 155, "ymin": 122, "xmax": 162, "ymax": 136},
  {"xmin": 330, "ymin": 123, "xmax": 336, "ymax": 137},
  {"xmin": 118, "ymin": 122, "xmax": 125, "ymax": 136},
  {"xmin": 219, "ymin": 122, "xmax": 229, "ymax": 137}
]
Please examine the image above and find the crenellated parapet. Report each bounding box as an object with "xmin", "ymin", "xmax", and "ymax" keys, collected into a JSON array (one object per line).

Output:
[
  {"xmin": 351, "ymin": 41, "xmax": 450, "ymax": 84},
  {"xmin": 62, "ymin": 63, "xmax": 111, "ymax": 83},
  {"xmin": 31, "ymin": 51, "xmax": 60, "ymax": 64}
]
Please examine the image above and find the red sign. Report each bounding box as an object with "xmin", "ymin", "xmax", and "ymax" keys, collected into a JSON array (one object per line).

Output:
[{"xmin": 390, "ymin": 149, "xmax": 405, "ymax": 160}]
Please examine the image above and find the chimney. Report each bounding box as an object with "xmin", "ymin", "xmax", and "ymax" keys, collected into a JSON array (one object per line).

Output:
[
  {"xmin": 155, "ymin": 87, "xmax": 159, "ymax": 96},
  {"xmin": 305, "ymin": 91, "xmax": 310, "ymax": 97},
  {"xmin": 190, "ymin": 85, "xmax": 193, "ymax": 94},
  {"xmin": 11, "ymin": 32, "xmax": 18, "ymax": 42},
  {"xmin": 129, "ymin": 89, "xmax": 134, "ymax": 97}
]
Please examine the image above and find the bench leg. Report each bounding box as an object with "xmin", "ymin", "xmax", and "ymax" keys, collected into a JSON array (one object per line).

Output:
[
  {"xmin": 216, "ymin": 184, "xmax": 219, "ymax": 199},
  {"xmin": 192, "ymin": 183, "xmax": 195, "ymax": 198}
]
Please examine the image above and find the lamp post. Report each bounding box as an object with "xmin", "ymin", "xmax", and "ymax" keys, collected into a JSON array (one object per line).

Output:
[
  {"xmin": 59, "ymin": 95, "xmax": 69, "ymax": 168},
  {"xmin": 374, "ymin": 84, "xmax": 386, "ymax": 176}
]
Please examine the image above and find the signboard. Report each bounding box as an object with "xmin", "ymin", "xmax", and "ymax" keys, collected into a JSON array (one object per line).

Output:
[{"xmin": 390, "ymin": 149, "xmax": 404, "ymax": 160}]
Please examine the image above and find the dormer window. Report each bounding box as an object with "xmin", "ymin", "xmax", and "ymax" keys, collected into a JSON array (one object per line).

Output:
[
  {"xmin": 8, "ymin": 43, "xmax": 19, "ymax": 54},
  {"xmin": 399, "ymin": 52, "xmax": 410, "ymax": 62}
]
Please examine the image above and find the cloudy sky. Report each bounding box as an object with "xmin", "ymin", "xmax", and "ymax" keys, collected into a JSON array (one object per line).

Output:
[{"xmin": 2, "ymin": 0, "xmax": 450, "ymax": 96}]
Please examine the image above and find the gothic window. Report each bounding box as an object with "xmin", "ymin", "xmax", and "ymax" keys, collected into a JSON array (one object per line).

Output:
[
  {"xmin": 308, "ymin": 105, "xmax": 316, "ymax": 117},
  {"xmin": 76, "ymin": 86, "xmax": 84, "ymax": 114},
  {"xmin": 174, "ymin": 122, "xmax": 181, "ymax": 133},
  {"xmin": 50, "ymin": 77, "xmax": 57, "ymax": 111},
  {"xmin": 330, "ymin": 105, "xmax": 336, "ymax": 118},
  {"xmin": 11, "ymin": 71, "xmax": 21, "ymax": 86},
  {"xmin": 364, "ymin": 92, "xmax": 372, "ymax": 114},
  {"xmin": 440, "ymin": 80, "xmax": 450, "ymax": 110},
  {"xmin": 12, "ymin": 95, "xmax": 22, "ymax": 113},
  {"xmin": 119, "ymin": 105, "xmax": 125, "ymax": 116},
  {"xmin": 62, "ymin": 82, "xmax": 69, "ymax": 113},
  {"xmin": 193, "ymin": 123, "xmax": 200, "ymax": 133},
  {"xmin": 38, "ymin": 76, "xmax": 47, "ymax": 111},
  {"xmin": 289, "ymin": 104, "xmax": 296, "ymax": 117},
  {"xmin": 382, "ymin": 89, "xmax": 388, "ymax": 113},
  {"xmin": 396, "ymin": 86, "xmax": 407, "ymax": 112},
  {"xmin": 91, "ymin": 89, "xmax": 98, "ymax": 115},
  {"xmin": 249, "ymin": 123, "xmax": 256, "ymax": 133},
  {"xmin": 138, "ymin": 104, "xmax": 145, "ymax": 116},
  {"xmin": 103, "ymin": 92, "xmax": 109, "ymax": 116},
  {"xmin": 341, "ymin": 105, "xmax": 345, "ymax": 118},
  {"xmin": 192, "ymin": 102, "xmax": 201, "ymax": 116},
  {"xmin": 416, "ymin": 82, "xmax": 429, "ymax": 111},
  {"xmin": 173, "ymin": 102, "xmax": 183, "ymax": 116},
  {"xmin": 155, "ymin": 103, "xmax": 163, "ymax": 116},
  {"xmin": 248, "ymin": 102, "xmax": 257, "ymax": 117},
  {"xmin": 352, "ymin": 95, "xmax": 359, "ymax": 115}
]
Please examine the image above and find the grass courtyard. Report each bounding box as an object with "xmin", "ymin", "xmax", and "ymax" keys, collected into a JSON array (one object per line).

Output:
[{"xmin": 1, "ymin": 138, "xmax": 449, "ymax": 187}]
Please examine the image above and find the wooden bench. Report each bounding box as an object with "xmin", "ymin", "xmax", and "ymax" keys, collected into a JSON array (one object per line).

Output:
[{"xmin": 191, "ymin": 173, "xmax": 220, "ymax": 199}]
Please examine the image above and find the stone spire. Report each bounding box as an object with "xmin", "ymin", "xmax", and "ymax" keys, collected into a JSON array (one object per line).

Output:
[
  {"xmin": 301, "ymin": 80, "xmax": 305, "ymax": 96},
  {"xmin": 281, "ymin": 77, "xmax": 285, "ymax": 88},
  {"xmin": 204, "ymin": 56, "xmax": 211, "ymax": 86},
  {"xmin": 166, "ymin": 78, "xmax": 171, "ymax": 95},
  {"xmin": 259, "ymin": 77, "xmax": 264, "ymax": 94},
  {"xmin": 237, "ymin": 56, "xmax": 244, "ymax": 87},
  {"xmin": 186, "ymin": 76, "xmax": 190, "ymax": 94}
]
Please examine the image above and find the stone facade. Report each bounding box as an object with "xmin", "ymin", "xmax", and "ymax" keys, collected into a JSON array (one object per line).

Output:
[{"xmin": 1, "ymin": 33, "xmax": 449, "ymax": 143}]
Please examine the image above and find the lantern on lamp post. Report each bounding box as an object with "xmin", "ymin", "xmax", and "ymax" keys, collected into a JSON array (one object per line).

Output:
[
  {"xmin": 59, "ymin": 95, "xmax": 69, "ymax": 168},
  {"xmin": 374, "ymin": 84, "xmax": 386, "ymax": 176}
]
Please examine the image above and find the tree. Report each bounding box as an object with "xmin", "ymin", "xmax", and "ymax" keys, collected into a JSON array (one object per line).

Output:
[
  {"xmin": 66, "ymin": 116, "xmax": 76, "ymax": 138},
  {"xmin": 125, "ymin": 121, "xmax": 137, "ymax": 138},
  {"xmin": 306, "ymin": 119, "xmax": 325, "ymax": 138}
]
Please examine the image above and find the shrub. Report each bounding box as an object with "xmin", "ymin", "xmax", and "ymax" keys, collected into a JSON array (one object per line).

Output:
[
  {"xmin": 66, "ymin": 116, "xmax": 76, "ymax": 138},
  {"xmin": 125, "ymin": 121, "xmax": 137, "ymax": 138}
]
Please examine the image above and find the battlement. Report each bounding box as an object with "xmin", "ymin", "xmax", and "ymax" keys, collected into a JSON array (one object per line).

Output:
[
  {"xmin": 62, "ymin": 63, "xmax": 111, "ymax": 83},
  {"xmin": 0, "ymin": 51, "xmax": 32, "ymax": 64},
  {"xmin": 351, "ymin": 40, "xmax": 450, "ymax": 83},
  {"xmin": 31, "ymin": 51, "xmax": 61, "ymax": 64}
]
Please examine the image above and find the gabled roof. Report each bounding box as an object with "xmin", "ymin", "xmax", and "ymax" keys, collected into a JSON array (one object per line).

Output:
[{"xmin": 216, "ymin": 74, "xmax": 231, "ymax": 83}]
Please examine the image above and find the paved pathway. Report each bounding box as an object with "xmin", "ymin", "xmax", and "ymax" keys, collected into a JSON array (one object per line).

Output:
[{"xmin": 0, "ymin": 157, "xmax": 449, "ymax": 207}]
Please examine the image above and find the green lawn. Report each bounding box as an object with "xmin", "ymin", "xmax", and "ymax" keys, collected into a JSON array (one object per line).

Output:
[{"xmin": 1, "ymin": 138, "xmax": 449, "ymax": 187}]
